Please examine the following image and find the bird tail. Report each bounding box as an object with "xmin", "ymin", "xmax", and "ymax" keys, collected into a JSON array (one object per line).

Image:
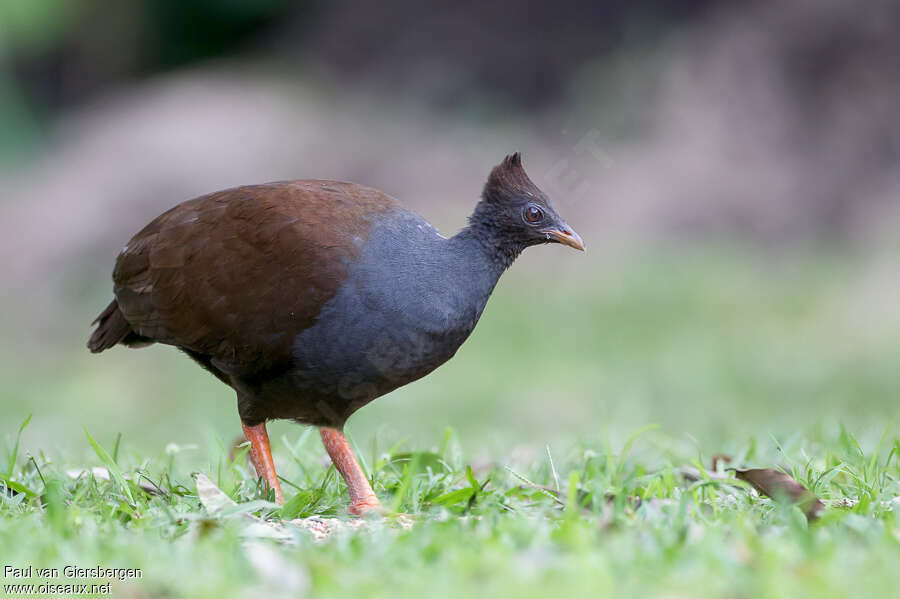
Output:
[{"xmin": 87, "ymin": 299, "xmax": 144, "ymax": 353}]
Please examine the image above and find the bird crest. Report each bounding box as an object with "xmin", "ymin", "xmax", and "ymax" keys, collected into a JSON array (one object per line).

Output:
[{"xmin": 482, "ymin": 152, "xmax": 544, "ymax": 203}]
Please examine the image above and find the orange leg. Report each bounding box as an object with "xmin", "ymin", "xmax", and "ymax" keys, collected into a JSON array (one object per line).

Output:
[
  {"xmin": 241, "ymin": 422, "xmax": 285, "ymax": 505},
  {"xmin": 320, "ymin": 427, "xmax": 381, "ymax": 515}
]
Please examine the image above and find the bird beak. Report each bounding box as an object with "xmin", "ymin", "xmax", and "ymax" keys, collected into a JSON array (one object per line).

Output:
[{"xmin": 542, "ymin": 224, "xmax": 585, "ymax": 251}]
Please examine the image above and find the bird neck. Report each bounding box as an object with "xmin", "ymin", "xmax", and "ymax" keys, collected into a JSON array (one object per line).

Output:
[{"xmin": 450, "ymin": 221, "xmax": 526, "ymax": 276}]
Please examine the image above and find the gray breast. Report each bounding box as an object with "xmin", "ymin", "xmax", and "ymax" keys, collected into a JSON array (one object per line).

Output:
[{"xmin": 289, "ymin": 209, "xmax": 492, "ymax": 404}]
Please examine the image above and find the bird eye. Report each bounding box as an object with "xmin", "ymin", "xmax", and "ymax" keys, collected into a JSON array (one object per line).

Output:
[{"xmin": 523, "ymin": 205, "xmax": 544, "ymax": 224}]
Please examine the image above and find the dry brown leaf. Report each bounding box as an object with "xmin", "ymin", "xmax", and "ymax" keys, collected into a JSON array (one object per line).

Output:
[{"xmin": 732, "ymin": 468, "xmax": 824, "ymax": 520}]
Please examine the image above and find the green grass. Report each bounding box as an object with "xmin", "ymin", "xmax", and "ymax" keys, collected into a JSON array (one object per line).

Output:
[
  {"xmin": 1, "ymin": 422, "xmax": 898, "ymax": 598},
  {"xmin": 1, "ymin": 249, "xmax": 898, "ymax": 597}
]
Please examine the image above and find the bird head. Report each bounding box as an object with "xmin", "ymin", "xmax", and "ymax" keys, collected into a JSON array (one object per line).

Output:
[{"xmin": 472, "ymin": 153, "xmax": 584, "ymax": 252}]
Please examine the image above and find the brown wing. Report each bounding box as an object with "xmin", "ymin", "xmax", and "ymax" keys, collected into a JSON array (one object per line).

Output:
[{"xmin": 113, "ymin": 180, "xmax": 396, "ymax": 376}]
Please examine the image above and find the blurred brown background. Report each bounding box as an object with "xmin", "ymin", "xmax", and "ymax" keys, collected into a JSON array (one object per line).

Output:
[{"xmin": 1, "ymin": 0, "xmax": 898, "ymax": 457}]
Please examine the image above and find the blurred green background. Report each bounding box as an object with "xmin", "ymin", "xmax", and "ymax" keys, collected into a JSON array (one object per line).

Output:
[{"xmin": 1, "ymin": 0, "xmax": 898, "ymax": 461}]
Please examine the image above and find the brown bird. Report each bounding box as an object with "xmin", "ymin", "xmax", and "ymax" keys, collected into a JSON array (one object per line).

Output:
[{"xmin": 88, "ymin": 153, "xmax": 583, "ymax": 513}]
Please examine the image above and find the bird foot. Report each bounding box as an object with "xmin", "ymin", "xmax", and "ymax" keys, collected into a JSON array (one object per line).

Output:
[{"xmin": 347, "ymin": 497, "xmax": 382, "ymax": 516}]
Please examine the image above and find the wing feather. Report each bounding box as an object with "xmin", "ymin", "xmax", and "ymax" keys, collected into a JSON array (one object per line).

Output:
[{"xmin": 112, "ymin": 180, "xmax": 395, "ymax": 376}]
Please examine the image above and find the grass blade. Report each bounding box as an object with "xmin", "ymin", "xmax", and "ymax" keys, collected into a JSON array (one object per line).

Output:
[
  {"xmin": 616, "ymin": 423, "xmax": 660, "ymax": 477},
  {"xmin": 391, "ymin": 453, "xmax": 421, "ymax": 512},
  {"xmin": 6, "ymin": 413, "xmax": 32, "ymax": 478},
  {"xmin": 431, "ymin": 487, "xmax": 475, "ymax": 507},
  {"xmin": 0, "ymin": 475, "xmax": 36, "ymax": 497},
  {"xmin": 84, "ymin": 428, "xmax": 135, "ymax": 504}
]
